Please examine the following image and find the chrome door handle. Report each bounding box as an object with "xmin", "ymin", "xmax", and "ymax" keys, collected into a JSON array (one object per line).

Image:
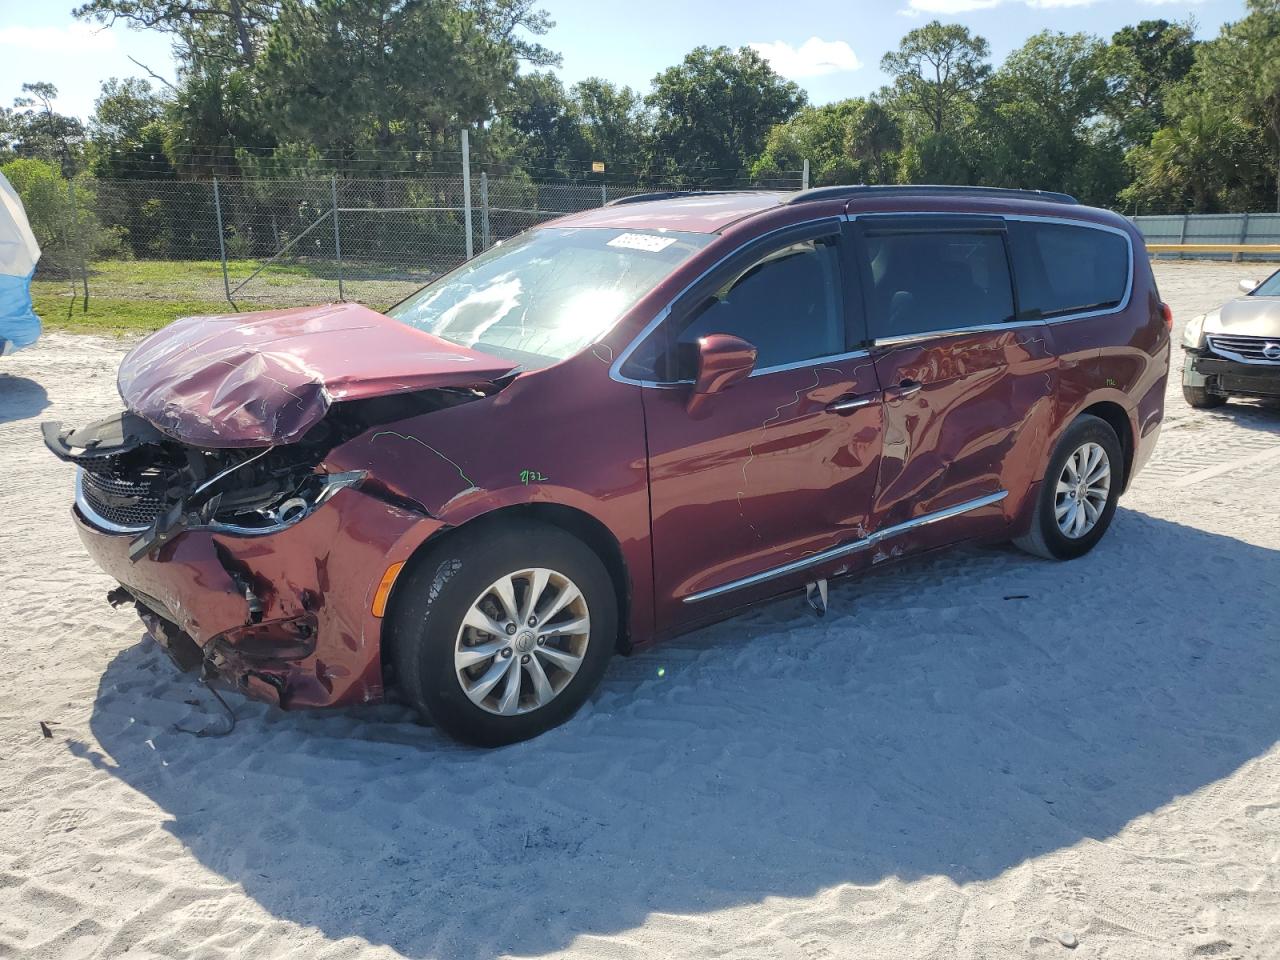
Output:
[
  {"xmin": 826, "ymin": 393, "xmax": 879, "ymax": 413},
  {"xmin": 886, "ymin": 379, "xmax": 923, "ymax": 400}
]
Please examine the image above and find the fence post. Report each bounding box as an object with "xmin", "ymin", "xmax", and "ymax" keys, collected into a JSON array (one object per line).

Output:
[
  {"xmin": 212, "ymin": 178, "xmax": 233, "ymax": 308},
  {"xmin": 802, "ymin": 159, "xmax": 810, "ymax": 191},
  {"xmin": 1178, "ymin": 214, "xmax": 1189, "ymax": 262},
  {"xmin": 67, "ymin": 180, "xmax": 89, "ymax": 312},
  {"xmin": 461, "ymin": 129, "xmax": 474, "ymax": 260},
  {"xmin": 480, "ymin": 171, "xmax": 491, "ymax": 251},
  {"xmin": 330, "ymin": 176, "xmax": 345, "ymax": 302},
  {"xmin": 1234, "ymin": 212, "xmax": 1250, "ymax": 264},
  {"xmin": 601, "ymin": 182, "xmax": 607, "ymax": 207}
]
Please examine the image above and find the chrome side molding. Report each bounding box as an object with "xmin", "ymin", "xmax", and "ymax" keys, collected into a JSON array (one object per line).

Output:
[{"xmin": 681, "ymin": 490, "xmax": 1009, "ymax": 603}]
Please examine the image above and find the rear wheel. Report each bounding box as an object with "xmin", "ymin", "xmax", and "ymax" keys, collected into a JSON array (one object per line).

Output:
[
  {"xmin": 1183, "ymin": 383, "xmax": 1226, "ymax": 409},
  {"xmin": 388, "ymin": 521, "xmax": 616, "ymax": 746},
  {"xmin": 1014, "ymin": 415, "xmax": 1124, "ymax": 561}
]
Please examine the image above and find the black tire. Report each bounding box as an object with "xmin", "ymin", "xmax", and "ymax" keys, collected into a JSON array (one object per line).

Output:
[
  {"xmin": 387, "ymin": 520, "xmax": 616, "ymax": 746},
  {"xmin": 1014, "ymin": 414, "xmax": 1124, "ymax": 561},
  {"xmin": 1183, "ymin": 383, "xmax": 1226, "ymax": 409}
]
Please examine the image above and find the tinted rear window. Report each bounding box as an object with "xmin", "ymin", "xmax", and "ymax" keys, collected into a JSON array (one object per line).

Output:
[
  {"xmin": 863, "ymin": 230, "xmax": 1015, "ymax": 339},
  {"xmin": 1009, "ymin": 221, "xmax": 1129, "ymax": 318}
]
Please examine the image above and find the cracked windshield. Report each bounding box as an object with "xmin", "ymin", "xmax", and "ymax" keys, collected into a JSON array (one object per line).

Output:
[{"xmin": 387, "ymin": 227, "xmax": 713, "ymax": 369}]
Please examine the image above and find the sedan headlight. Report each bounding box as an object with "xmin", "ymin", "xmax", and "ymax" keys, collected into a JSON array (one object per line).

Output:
[{"xmin": 1182, "ymin": 313, "xmax": 1207, "ymax": 350}]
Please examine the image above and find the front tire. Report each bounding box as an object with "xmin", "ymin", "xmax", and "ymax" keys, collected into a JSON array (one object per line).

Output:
[
  {"xmin": 1014, "ymin": 415, "xmax": 1124, "ymax": 561},
  {"xmin": 388, "ymin": 521, "xmax": 617, "ymax": 746},
  {"xmin": 1182, "ymin": 383, "xmax": 1226, "ymax": 409}
]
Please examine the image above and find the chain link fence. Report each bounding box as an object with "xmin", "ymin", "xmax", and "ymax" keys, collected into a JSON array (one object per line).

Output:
[{"xmin": 34, "ymin": 168, "xmax": 805, "ymax": 316}]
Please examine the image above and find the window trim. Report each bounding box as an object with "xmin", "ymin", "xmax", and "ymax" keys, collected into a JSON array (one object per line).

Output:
[
  {"xmin": 609, "ymin": 212, "xmax": 1135, "ymax": 388},
  {"xmin": 1003, "ymin": 215, "xmax": 1134, "ymax": 323},
  {"xmin": 613, "ymin": 217, "xmax": 860, "ymax": 387},
  {"xmin": 853, "ymin": 215, "xmax": 1019, "ymax": 347}
]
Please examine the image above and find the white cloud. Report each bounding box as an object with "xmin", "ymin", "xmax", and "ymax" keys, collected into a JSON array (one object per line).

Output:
[
  {"xmin": 0, "ymin": 23, "xmax": 117, "ymax": 54},
  {"xmin": 749, "ymin": 37, "xmax": 862, "ymax": 79}
]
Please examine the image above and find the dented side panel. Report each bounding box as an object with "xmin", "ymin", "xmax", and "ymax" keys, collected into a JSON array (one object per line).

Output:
[{"xmin": 322, "ymin": 347, "xmax": 658, "ymax": 643}]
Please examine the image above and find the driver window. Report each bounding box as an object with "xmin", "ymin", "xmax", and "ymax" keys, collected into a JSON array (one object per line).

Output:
[{"xmin": 674, "ymin": 237, "xmax": 845, "ymax": 372}]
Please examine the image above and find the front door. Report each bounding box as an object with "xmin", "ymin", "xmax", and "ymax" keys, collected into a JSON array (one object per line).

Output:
[
  {"xmin": 852, "ymin": 214, "xmax": 1057, "ymax": 548},
  {"xmin": 627, "ymin": 220, "xmax": 885, "ymax": 630}
]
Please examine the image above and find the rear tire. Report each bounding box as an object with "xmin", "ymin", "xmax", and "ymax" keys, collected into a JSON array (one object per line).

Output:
[
  {"xmin": 1183, "ymin": 383, "xmax": 1226, "ymax": 409},
  {"xmin": 1014, "ymin": 415, "xmax": 1124, "ymax": 561},
  {"xmin": 388, "ymin": 520, "xmax": 616, "ymax": 747}
]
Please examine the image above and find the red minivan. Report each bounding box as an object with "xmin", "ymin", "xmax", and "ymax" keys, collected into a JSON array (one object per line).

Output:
[{"xmin": 46, "ymin": 185, "xmax": 1170, "ymax": 744}]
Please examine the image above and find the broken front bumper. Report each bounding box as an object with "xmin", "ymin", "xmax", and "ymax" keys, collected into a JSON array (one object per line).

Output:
[
  {"xmin": 1184, "ymin": 352, "xmax": 1280, "ymax": 399},
  {"xmin": 74, "ymin": 487, "xmax": 442, "ymax": 709}
]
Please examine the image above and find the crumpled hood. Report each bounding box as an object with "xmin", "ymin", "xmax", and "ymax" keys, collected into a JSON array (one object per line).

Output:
[
  {"xmin": 118, "ymin": 303, "xmax": 517, "ymax": 448},
  {"xmin": 1204, "ymin": 296, "xmax": 1280, "ymax": 338}
]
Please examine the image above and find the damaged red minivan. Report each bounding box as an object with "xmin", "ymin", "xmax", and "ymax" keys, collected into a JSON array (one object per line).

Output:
[{"xmin": 46, "ymin": 186, "xmax": 1170, "ymax": 745}]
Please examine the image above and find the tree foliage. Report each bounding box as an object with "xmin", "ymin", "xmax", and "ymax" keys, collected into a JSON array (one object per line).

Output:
[{"xmin": 0, "ymin": 0, "xmax": 1263, "ymax": 214}]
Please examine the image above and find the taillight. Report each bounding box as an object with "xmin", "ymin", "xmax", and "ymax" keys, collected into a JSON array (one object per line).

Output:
[{"xmin": 1160, "ymin": 302, "xmax": 1173, "ymax": 330}]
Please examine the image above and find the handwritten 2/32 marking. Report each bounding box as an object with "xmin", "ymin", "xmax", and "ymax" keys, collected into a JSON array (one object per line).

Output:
[{"xmin": 519, "ymin": 469, "xmax": 550, "ymax": 485}]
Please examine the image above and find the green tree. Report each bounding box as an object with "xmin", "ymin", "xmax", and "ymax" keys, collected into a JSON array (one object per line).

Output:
[
  {"xmin": 571, "ymin": 79, "xmax": 648, "ymax": 171},
  {"xmin": 88, "ymin": 78, "xmax": 174, "ymax": 179},
  {"xmin": 751, "ymin": 99, "xmax": 900, "ymax": 186},
  {"xmin": 1193, "ymin": 0, "xmax": 1280, "ymax": 210},
  {"xmin": 881, "ymin": 21, "xmax": 990, "ymax": 137},
  {"xmin": 2, "ymin": 84, "xmax": 86, "ymax": 176},
  {"xmin": 74, "ymin": 0, "xmax": 281, "ymax": 69},
  {"xmin": 257, "ymin": 0, "xmax": 553, "ymax": 161},
  {"xmin": 647, "ymin": 45, "xmax": 806, "ymax": 185},
  {"xmin": 0, "ymin": 157, "xmax": 118, "ymax": 274},
  {"xmin": 1107, "ymin": 19, "xmax": 1198, "ymax": 147},
  {"xmin": 982, "ymin": 31, "xmax": 1122, "ymax": 204}
]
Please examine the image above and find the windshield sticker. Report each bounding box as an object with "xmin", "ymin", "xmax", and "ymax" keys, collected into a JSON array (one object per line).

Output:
[{"xmin": 607, "ymin": 233, "xmax": 677, "ymax": 253}]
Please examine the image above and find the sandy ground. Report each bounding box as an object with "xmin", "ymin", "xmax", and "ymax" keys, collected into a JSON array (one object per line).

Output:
[{"xmin": 1, "ymin": 262, "xmax": 1278, "ymax": 960}]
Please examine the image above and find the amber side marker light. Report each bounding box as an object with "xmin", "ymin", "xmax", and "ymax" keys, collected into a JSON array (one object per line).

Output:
[
  {"xmin": 372, "ymin": 561, "xmax": 406, "ymax": 617},
  {"xmin": 1160, "ymin": 302, "xmax": 1174, "ymax": 330}
]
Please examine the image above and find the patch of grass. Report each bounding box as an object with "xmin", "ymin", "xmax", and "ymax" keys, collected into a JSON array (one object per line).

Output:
[{"xmin": 35, "ymin": 294, "xmax": 231, "ymax": 336}]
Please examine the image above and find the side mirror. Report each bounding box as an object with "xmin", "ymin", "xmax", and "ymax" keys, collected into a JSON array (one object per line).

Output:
[
  {"xmin": 1240, "ymin": 278, "xmax": 1259, "ymax": 294},
  {"xmin": 687, "ymin": 334, "xmax": 756, "ymax": 415}
]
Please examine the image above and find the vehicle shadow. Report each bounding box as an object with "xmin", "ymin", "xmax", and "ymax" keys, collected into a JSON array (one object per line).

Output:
[
  {"xmin": 80, "ymin": 508, "xmax": 1280, "ymax": 959},
  {"xmin": 0, "ymin": 374, "xmax": 49, "ymax": 424}
]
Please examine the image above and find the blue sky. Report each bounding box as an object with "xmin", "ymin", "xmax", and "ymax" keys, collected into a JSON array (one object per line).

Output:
[{"xmin": 0, "ymin": 0, "xmax": 1249, "ymax": 121}]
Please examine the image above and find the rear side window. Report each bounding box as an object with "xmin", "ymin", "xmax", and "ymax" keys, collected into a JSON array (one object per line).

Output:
[
  {"xmin": 1009, "ymin": 221, "xmax": 1129, "ymax": 318},
  {"xmin": 862, "ymin": 230, "xmax": 1015, "ymax": 340}
]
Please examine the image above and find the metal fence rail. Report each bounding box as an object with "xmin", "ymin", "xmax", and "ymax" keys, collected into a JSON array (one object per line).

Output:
[{"xmin": 1133, "ymin": 213, "xmax": 1280, "ymax": 262}]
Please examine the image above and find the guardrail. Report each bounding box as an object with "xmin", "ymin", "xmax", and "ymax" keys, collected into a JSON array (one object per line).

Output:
[{"xmin": 1135, "ymin": 213, "xmax": 1280, "ymax": 262}]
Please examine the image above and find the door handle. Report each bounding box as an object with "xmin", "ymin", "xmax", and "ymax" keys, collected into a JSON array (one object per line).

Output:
[
  {"xmin": 885, "ymin": 379, "xmax": 923, "ymax": 401},
  {"xmin": 825, "ymin": 392, "xmax": 879, "ymax": 413}
]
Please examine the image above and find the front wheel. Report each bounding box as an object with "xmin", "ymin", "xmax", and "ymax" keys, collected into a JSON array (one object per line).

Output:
[
  {"xmin": 1182, "ymin": 383, "xmax": 1226, "ymax": 409},
  {"xmin": 1014, "ymin": 414, "xmax": 1124, "ymax": 561},
  {"xmin": 388, "ymin": 521, "xmax": 617, "ymax": 746}
]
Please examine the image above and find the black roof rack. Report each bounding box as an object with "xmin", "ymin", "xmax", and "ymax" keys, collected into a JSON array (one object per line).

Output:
[
  {"xmin": 787, "ymin": 184, "xmax": 1078, "ymax": 206},
  {"xmin": 607, "ymin": 189, "xmax": 775, "ymax": 207}
]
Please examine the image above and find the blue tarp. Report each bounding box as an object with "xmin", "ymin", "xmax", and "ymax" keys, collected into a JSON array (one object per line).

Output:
[{"xmin": 0, "ymin": 269, "xmax": 39, "ymax": 354}]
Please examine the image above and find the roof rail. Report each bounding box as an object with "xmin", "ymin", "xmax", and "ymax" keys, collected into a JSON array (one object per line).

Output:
[
  {"xmin": 787, "ymin": 184, "xmax": 1079, "ymax": 206},
  {"xmin": 607, "ymin": 189, "xmax": 769, "ymax": 207}
]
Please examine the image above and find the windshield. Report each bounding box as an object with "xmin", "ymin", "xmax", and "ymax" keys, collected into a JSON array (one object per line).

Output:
[
  {"xmin": 1251, "ymin": 269, "xmax": 1280, "ymax": 296},
  {"xmin": 387, "ymin": 226, "xmax": 713, "ymax": 369}
]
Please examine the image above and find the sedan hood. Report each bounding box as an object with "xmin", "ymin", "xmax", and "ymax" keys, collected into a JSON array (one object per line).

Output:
[
  {"xmin": 118, "ymin": 303, "xmax": 517, "ymax": 448},
  {"xmin": 1204, "ymin": 296, "xmax": 1280, "ymax": 338}
]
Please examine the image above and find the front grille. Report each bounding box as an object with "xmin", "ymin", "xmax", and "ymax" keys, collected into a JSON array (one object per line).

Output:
[
  {"xmin": 78, "ymin": 467, "xmax": 169, "ymax": 531},
  {"xmin": 1206, "ymin": 334, "xmax": 1280, "ymax": 365}
]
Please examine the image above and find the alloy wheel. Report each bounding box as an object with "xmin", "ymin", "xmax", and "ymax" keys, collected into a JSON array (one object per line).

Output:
[
  {"xmin": 453, "ymin": 568, "xmax": 591, "ymax": 716},
  {"xmin": 1054, "ymin": 441, "xmax": 1111, "ymax": 539}
]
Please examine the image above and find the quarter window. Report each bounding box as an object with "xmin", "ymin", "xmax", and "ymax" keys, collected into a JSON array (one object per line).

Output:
[
  {"xmin": 863, "ymin": 230, "xmax": 1015, "ymax": 340},
  {"xmin": 1008, "ymin": 221, "xmax": 1128, "ymax": 318}
]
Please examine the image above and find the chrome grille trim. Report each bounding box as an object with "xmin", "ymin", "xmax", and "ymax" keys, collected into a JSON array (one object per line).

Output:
[
  {"xmin": 75, "ymin": 468, "xmax": 153, "ymax": 534},
  {"xmin": 1206, "ymin": 334, "xmax": 1280, "ymax": 365}
]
